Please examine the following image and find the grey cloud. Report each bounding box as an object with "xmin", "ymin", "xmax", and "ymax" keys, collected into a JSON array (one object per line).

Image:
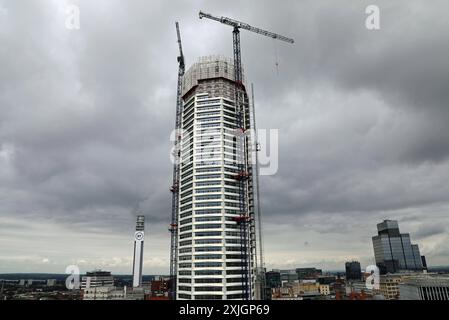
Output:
[
  {"xmin": 413, "ymin": 225, "xmax": 446, "ymax": 240},
  {"xmin": 1, "ymin": 0, "xmax": 449, "ymax": 273}
]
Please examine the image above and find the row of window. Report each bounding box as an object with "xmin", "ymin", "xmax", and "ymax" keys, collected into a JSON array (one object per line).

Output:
[
  {"xmin": 179, "ymin": 238, "xmax": 243, "ymax": 247},
  {"xmin": 196, "ymin": 141, "xmax": 221, "ymax": 148},
  {"xmin": 196, "ymin": 166, "xmax": 221, "ymax": 173},
  {"xmin": 179, "ymin": 223, "xmax": 240, "ymax": 232},
  {"xmin": 180, "ymin": 218, "xmax": 192, "ymax": 225},
  {"xmin": 194, "ymin": 106, "xmax": 220, "ymax": 113},
  {"xmin": 181, "ymin": 171, "xmax": 247, "ymax": 189},
  {"xmin": 195, "ymin": 216, "xmax": 221, "ymax": 222},
  {"xmin": 196, "ymin": 99, "xmax": 220, "ymax": 105},
  {"xmin": 195, "ymin": 209, "xmax": 221, "ymax": 215},
  {"xmin": 196, "ymin": 147, "xmax": 223, "ymax": 154},
  {"xmin": 195, "ymin": 180, "xmax": 221, "ymax": 187},
  {"xmin": 195, "ymin": 174, "xmax": 221, "ymax": 180},
  {"xmin": 196, "ymin": 134, "xmax": 222, "ymax": 141},
  {"xmin": 180, "ymin": 183, "xmax": 193, "ymax": 193},
  {"xmin": 196, "ymin": 231, "xmax": 222, "ymax": 237},
  {"xmin": 178, "ymin": 278, "xmax": 224, "ymax": 284},
  {"xmin": 179, "ymin": 254, "xmax": 244, "ymax": 261},
  {"xmin": 180, "ymin": 199, "xmax": 241, "ymax": 208},
  {"xmin": 179, "ymin": 247, "xmax": 192, "ymax": 254},
  {"xmin": 178, "ymin": 270, "xmax": 245, "ymax": 276},
  {"xmin": 180, "ymin": 211, "xmax": 192, "ymax": 219},
  {"xmin": 195, "ymin": 194, "xmax": 221, "ymax": 201},
  {"xmin": 178, "ymin": 286, "xmax": 245, "ymax": 292},
  {"xmin": 180, "ymin": 216, "xmax": 243, "ymax": 232},
  {"xmin": 195, "ymin": 224, "xmax": 222, "ymax": 229},
  {"xmin": 197, "ymin": 110, "xmax": 221, "ymax": 117},
  {"xmin": 179, "ymin": 247, "xmax": 243, "ymax": 254},
  {"xmin": 195, "ymin": 202, "xmax": 221, "ymax": 208},
  {"xmin": 180, "ymin": 191, "xmax": 192, "ymax": 199},
  {"xmin": 182, "ymin": 105, "xmax": 194, "ymax": 118},
  {"xmin": 178, "ymin": 294, "xmax": 244, "ymax": 300},
  {"xmin": 196, "ymin": 128, "xmax": 221, "ymax": 135},
  {"xmin": 195, "ymin": 187, "xmax": 221, "ymax": 194},
  {"xmin": 179, "ymin": 262, "xmax": 246, "ymax": 268},
  {"xmin": 197, "ymin": 116, "xmax": 221, "ymax": 123}
]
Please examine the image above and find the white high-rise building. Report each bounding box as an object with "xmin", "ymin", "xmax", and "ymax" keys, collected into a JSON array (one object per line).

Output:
[{"xmin": 176, "ymin": 56, "xmax": 257, "ymax": 300}]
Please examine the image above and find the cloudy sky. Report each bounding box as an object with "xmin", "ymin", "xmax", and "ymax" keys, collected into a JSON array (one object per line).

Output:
[{"xmin": 1, "ymin": 0, "xmax": 448, "ymax": 275}]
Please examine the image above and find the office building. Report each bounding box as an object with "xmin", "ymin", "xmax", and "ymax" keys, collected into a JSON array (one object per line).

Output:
[
  {"xmin": 265, "ymin": 271, "xmax": 282, "ymax": 288},
  {"xmin": 296, "ymin": 268, "xmax": 322, "ymax": 280},
  {"xmin": 372, "ymin": 220, "xmax": 423, "ymax": 274},
  {"xmin": 81, "ymin": 270, "xmax": 114, "ymax": 289},
  {"xmin": 345, "ymin": 261, "xmax": 362, "ymax": 281},
  {"xmin": 421, "ymin": 255, "xmax": 428, "ymax": 271},
  {"xmin": 317, "ymin": 276, "xmax": 336, "ymax": 285},
  {"xmin": 277, "ymin": 269, "xmax": 299, "ymax": 283},
  {"xmin": 175, "ymin": 56, "xmax": 257, "ymax": 300}
]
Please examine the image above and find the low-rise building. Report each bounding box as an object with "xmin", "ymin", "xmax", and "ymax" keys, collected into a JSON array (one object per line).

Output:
[
  {"xmin": 319, "ymin": 284, "xmax": 330, "ymax": 296},
  {"xmin": 81, "ymin": 270, "xmax": 114, "ymax": 289},
  {"xmin": 296, "ymin": 268, "xmax": 322, "ymax": 280},
  {"xmin": 380, "ymin": 274, "xmax": 403, "ymax": 300},
  {"xmin": 266, "ymin": 271, "xmax": 282, "ymax": 288},
  {"xmin": 346, "ymin": 280, "xmax": 374, "ymax": 296},
  {"xmin": 83, "ymin": 286, "xmax": 144, "ymax": 300},
  {"xmin": 46, "ymin": 279, "xmax": 57, "ymax": 287},
  {"xmin": 399, "ymin": 274, "xmax": 449, "ymax": 300},
  {"xmin": 317, "ymin": 276, "xmax": 336, "ymax": 285}
]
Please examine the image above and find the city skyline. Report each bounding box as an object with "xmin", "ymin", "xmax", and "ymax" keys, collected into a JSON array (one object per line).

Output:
[{"xmin": 1, "ymin": 0, "xmax": 449, "ymax": 275}]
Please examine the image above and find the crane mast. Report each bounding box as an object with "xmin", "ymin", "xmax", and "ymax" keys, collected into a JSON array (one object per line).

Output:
[
  {"xmin": 199, "ymin": 11, "xmax": 294, "ymax": 300},
  {"xmin": 169, "ymin": 21, "xmax": 185, "ymax": 301}
]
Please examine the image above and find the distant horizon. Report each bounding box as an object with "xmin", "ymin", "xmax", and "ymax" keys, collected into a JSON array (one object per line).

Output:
[{"xmin": 2, "ymin": 265, "xmax": 449, "ymax": 276}]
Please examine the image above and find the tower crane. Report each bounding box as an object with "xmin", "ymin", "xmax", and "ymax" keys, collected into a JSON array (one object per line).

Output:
[
  {"xmin": 199, "ymin": 11, "xmax": 294, "ymax": 300},
  {"xmin": 199, "ymin": 11, "xmax": 294, "ymax": 88},
  {"xmin": 169, "ymin": 21, "xmax": 185, "ymax": 300}
]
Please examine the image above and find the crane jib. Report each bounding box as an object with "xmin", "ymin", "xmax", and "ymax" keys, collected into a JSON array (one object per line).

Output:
[{"xmin": 199, "ymin": 11, "xmax": 295, "ymax": 44}]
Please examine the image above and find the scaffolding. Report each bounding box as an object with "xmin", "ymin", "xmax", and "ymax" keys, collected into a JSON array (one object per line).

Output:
[{"xmin": 182, "ymin": 55, "xmax": 244, "ymax": 97}]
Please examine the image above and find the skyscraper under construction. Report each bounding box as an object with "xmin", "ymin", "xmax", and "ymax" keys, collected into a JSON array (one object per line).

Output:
[{"xmin": 172, "ymin": 56, "xmax": 258, "ymax": 300}]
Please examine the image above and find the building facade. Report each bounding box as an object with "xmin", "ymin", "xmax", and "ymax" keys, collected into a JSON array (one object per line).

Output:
[
  {"xmin": 319, "ymin": 284, "xmax": 331, "ymax": 296},
  {"xmin": 372, "ymin": 220, "xmax": 423, "ymax": 274},
  {"xmin": 81, "ymin": 270, "xmax": 114, "ymax": 290},
  {"xmin": 345, "ymin": 261, "xmax": 362, "ymax": 281},
  {"xmin": 379, "ymin": 274, "xmax": 403, "ymax": 300},
  {"xmin": 175, "ymin": 56, "xmax": 257, "ymax": 300},
  {"xmin": 276, "ymin": 269, "xmax": 298, "ymax": 283},
  {"xmin": 399, "ymin": 274, "xmax": 449, "ymax": 300},
  {"xmin": 265, "ymin": 271, "xmax": 282, "ymax": 288},
  {"xmin": 83, "ymin": 286, "xmax": 145, "ymax": 300},
  {"xmin": 296, "ymin": 268, "xmax": 322, "ymax": 280}
]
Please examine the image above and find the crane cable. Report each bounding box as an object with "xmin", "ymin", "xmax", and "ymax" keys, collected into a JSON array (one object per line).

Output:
[{"xmin": 273, "ymin": 39, "xmax": 279, "ymax": 75}]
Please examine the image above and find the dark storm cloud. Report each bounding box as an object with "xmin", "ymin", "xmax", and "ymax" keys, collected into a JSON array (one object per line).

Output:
[
  {"xmin": 413, "ymin": 224, "xmax": 446, "ymax": 240},
  {"xmin": 1, "ymin": 0, "xmax": 449, "ymax": 272},
  {"xmin": 244, "ymin": 0, "xmax": 449, "ymax": 225}
]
